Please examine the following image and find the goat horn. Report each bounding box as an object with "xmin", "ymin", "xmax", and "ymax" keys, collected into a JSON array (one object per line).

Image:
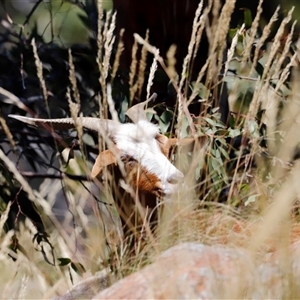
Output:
[
  {"xmin": 8, "ymin": 115, "xmax": 119, "ymax": 137},
  {"xmin": 126, "ymin": 93, "xmax": 157, "ymax": 123}
]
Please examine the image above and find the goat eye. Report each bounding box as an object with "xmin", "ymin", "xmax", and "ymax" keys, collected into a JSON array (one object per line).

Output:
[{"xmin": 122, "ymin": 156, "xmax": 136, "ymax": 163}]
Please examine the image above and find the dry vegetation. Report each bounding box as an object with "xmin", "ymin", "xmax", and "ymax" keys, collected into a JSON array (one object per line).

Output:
[{"xmin": 1, "ymin": 0, "xmax": 300, "ymax": 298}]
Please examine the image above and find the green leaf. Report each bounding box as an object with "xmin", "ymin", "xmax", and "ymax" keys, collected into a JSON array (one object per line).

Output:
[
  {"xmin": 49, "ymin": 151, "xmax": 58, "ymax": 166},
  {"xmin": 193, "ymin": 82, "xmax": 210, "ymax": 99},
  {"xmin": 229, "ymin": 28, "xmax": 239, "ymax": 40},
  {"xmin": 119, "ymin": 96, "xmax": 128, "ymax": 123},
  {"xmin": 211, "ymin": 157, "xmax": 219, "ymax": 172},
  {"xmin": 77, "ymin": 14, "xmax": 92, "ymax": 30},
  {"xmin": 245, "ymin": 194, "xmax": 258, "ymax": 206},
  {"xmin": 255, "ymin": 62, "xmax": 264, "ymax": 77},
  {"xmin": 204, "ymin": 117, "xmax": 216, "ymax": 127},
  {"xmin": 158, "ymin": 110, "xmax": 172, "ymax": 134},
  {"xmin": 228, "ymin": 128, "xmax": 241, "ymax": 138},
  {"xmin": 211, "ymin": 107, "xmax": 220, "ymax": 113},
  {"xmin": 179, "ymin": 115, "xmax": 190, "ymax": 138},
  {"xmin": 82, "ymin": 133, "xmax": 95, "ymax": 146},
  {"xmin": 58, "ymin": 257, "xmax": 71, "ymax": 266},
  {"xmin": 145, "ymin": 108, "xmax": 156, "ymax": 121},
  {"xmin": 214, "ymin": 148, "xmax": 221, "ymax": 159},
  {"xmin": 243, "ymin": 8, "xmax": 253, "ymax": 28},
  {"xmin": 219, "ymin": 146, "xmax": 230, "ymax": 160},
  {"xmin": 216, "ymin": 136, "xmax": 228, "ymax": 146},
  {"xmin": 247, "ymin": 120, "xmax": 259, "ymax": 137},
  {"xmin": 71, "ymin": 262, "xmax": 86, "ymax": 276}
]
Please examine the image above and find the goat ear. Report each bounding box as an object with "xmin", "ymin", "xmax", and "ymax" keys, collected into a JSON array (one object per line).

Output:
[
  {"xmin": 126, "ymin": 93, "xmax": 157, "ymax": 123},
  {"xmin": 167, "ymin": 138, "xmax": 194, "ymax": 147},
  {"xmin": 166, "ymin": 137, "xmax": 205, "ymax": 152},
  {"xmin": 156, "ymin": 134, "xmax": 172, "ymax": 156},
  {"xmin": 91, "ymin": 150, "xmax": 117, "ymax": 178},
  {"xmin": 156, "ymin": 135, "xmax": 198, "ymax": 157}
]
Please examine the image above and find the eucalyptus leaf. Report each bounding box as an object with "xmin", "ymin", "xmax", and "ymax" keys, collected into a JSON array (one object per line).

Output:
[
  {"xmin": 58, "ymin": 257, "xmax": 71, "ymax": 266},
  {"xmin": 228, "ymin": 128, "xmax": 241, "ymax": 138},
  {"xmin": 71, "ymin": 262, "xmax": 86, "ymax": 276},
  {"xmin": 158, "ymin": 110, "xmax": 173, "ymax": 134},
  {"xmin": 219, "ymin": 146, "xmax": 230, "ymax": 160},
  {"xmin": 245, "ymin": 194, "xmax": 258, "ymax": 206},
  {"xmin": 243, "ymin": 8, "xmax": 253, "ymax": 28},
  {"xmin": 204, "ymin": 117, "xmax": 216, "ymax": 127}
]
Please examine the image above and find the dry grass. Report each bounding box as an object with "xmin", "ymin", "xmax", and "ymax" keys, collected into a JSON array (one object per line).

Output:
[{"xmin": 1, "ymin": 1, "xmax": 300, "ymax": 299}]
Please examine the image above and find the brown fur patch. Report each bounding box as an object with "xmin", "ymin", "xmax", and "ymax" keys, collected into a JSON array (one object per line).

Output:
[{"xmin": 123, "ymin": 158, "xmax": 161, "ymax": 197}]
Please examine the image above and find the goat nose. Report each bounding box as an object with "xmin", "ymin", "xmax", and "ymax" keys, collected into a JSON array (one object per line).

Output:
[
  {"xmin": 175, "ymin": 170, "xmax": 184, "ymax": 179},
  {"xmin": 168, "ymin": 170, "xmax": 184, "ymax": 184}
]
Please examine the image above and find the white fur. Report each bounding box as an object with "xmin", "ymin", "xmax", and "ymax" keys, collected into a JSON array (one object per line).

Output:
[{"xmin": 115, "ymin": 120, "xmax": 183, "ymax": 194}]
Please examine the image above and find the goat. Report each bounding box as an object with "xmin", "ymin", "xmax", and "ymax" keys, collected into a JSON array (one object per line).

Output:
[{"xmin": 8, "ymin": 94, "xmax": 195, "ymax": 243}]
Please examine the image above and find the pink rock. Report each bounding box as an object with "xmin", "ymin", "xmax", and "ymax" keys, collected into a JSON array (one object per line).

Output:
[
  {"xmin": 94, "ymin": 243, "xmax": 257, "ymax": 299},
  {"xmin": 55, "ymin": 242, "xmax": 300, "ymax": 299}
]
